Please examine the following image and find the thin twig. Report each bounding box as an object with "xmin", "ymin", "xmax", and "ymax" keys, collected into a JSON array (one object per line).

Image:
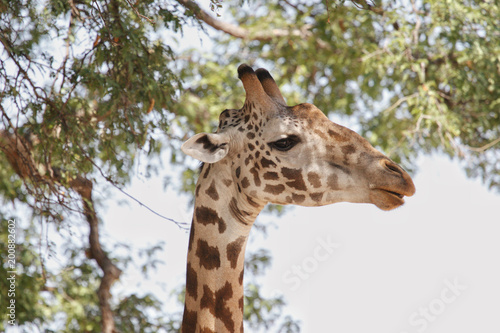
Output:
[
  {"xmin": 384, "ymin": 93, "xmax": 419, "ymax": 114},
  {"xmin": 352, "ymin": 0, "xmax": 385, "ymax": 15},
  {"xmin": 112, "ymin": 183, "xmax": 189, "ymax": 229},
  {"xmin": 125, "ymin": 0, "xmax": 155, "ymax": 24},
  {"xmin": 71, "ymin": 139, "xmax": 188, "ymax": 229},
  {"xmin": 410, "ymin": 0, "xmax": 421, "ymax": 44},
  {"xmin": 361, "ymin": 48, "xmax": 388, "ymax": 62},
  {"xmin": 467, "ymin": 137, "xmax": 500, "ymax": 153}
]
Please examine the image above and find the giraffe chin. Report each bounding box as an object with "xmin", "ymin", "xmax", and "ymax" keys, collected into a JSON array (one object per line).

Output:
[{"xmin": 370, "ymin": 189, "xmax": 406, "ymax": 211}]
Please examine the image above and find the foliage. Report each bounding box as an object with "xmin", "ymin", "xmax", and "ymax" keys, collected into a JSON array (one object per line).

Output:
[
  {"xmin": 0, "ymin": 212, "xmax": 177, "ymax": 332},
  {"xmin": 244, "ymin": 283, "xmax": 286, "ymax": 330},
  {"xmin": 0, "ymin": 0, "xmax": 184, "ymax": 218}
]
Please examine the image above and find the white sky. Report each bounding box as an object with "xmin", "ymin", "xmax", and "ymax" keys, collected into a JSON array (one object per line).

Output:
[{"xmin": 103, "ymin": 153, "xmax": 500, "ymax": 333}]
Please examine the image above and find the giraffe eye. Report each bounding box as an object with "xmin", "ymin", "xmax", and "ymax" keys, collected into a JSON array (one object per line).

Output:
[{"xmin": 269, "ymin": 135, "xmax": 300, "ymax": 152}]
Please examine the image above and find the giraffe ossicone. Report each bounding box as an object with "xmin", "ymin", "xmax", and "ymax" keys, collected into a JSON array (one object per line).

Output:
[{"xmin": 180, "ymin": 64, "xmax": 415, "ymax": 332}]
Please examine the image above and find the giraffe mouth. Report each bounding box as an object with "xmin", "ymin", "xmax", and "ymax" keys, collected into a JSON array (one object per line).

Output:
[
  {"xmin": 370, "ymin": 188, "xmax": 407, "ymax": 210},
  {"xmin": 383, "ymin": 190, "xmax": 404, "ymax": 199},
  {"xmin": 373, "ymin": 185, "xmax": 408, "ymax": 200}
]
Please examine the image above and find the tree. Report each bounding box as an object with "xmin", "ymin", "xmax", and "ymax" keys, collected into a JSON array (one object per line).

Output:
[
  {"xmin": 1, "ymin": 0, "xmax": 499, "ymax": 331},
  {"xmin": 0, "ymin": 0, "xmax": 185, "ymax": 330}
]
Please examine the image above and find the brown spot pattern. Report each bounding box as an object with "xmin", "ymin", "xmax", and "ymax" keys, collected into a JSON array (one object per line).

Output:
[
  {"xmin": 202, "ymin": 163, "xmax": 211, "ymax": 179},
  {"xmin": 244, "ymin": 155, "xmax": 253, "ymax": 166},
  {"xmin": 188, "ymin": 220, "xmax": 195, "ymax": 251},
  {"xmin": 241, "ymin": 177, "xmax": 250, "ymax": 188},
  {"xmin": 226, "ymin": 236, "xmax": 246, "ymax": 269},
  {"xmin": 196, "ymin": 239, "xmax": 221, "ymax": 270},
  {"xmin": 200, "ymin": 285, "xmax": 214, "ymax": 313},
  {"xmin": 292, "ymin": 193, "xmax": 306, "ymax": 203},
  {"xmin": 342, "ymin": 144, "xmax": 356, "ymax": 155},
  {"xmin": 310, "ymin": 192, "xmax": 324, "ymax": 202},
  {"xmin": 205, "ymin": 179, "xmax": 219, "ymax": 201},
  {"xmin": 186, "ymin": 263, "xmax": 198, "ymax": 300},
  {"xmin": 263, "ymin": 171, "xmax": 279, "ymax": 180},
  {"xmin": 215, "ymin": 282, "xmax": 234, "ymax": 332},
  {"xmin": 199, "ymin": 282, "xmax": 234, "ymax": 332},
  {"xmin": 307, "ymin": 172, "xmax": 322, "ymax": 188},
  {"xmin": 264, "ymin": 184, "xmax": 285, "ymax": 195},
  {"xmin": 328, "ymin": 129, "xmax": 349, "ymax": 142},
  {"xmin": 260, "ymin": 157, "xmax": 277, "ymax": 168},
  {"xmin": 181, "ymin": 309, "xmax": 198, "ymax": 333},
  {"xmin": 195, "ymin": 206, "xmax": 226, "ymax": 234},
  {"xmin": 282, "ymin": 167, "xmax": 307, "ymax": 191},
  {"xmin": 327, "ymin": 174, "xmax": 339, "ymax": 190},
  {"xmin": 249, "ymin": 166, "xmax": 261, "ymax": 186}
]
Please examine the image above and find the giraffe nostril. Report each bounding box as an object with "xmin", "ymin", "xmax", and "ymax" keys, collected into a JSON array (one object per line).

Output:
[{"xmin": 382, "ymin": 159, "xmax": 403, "ymax": 176}]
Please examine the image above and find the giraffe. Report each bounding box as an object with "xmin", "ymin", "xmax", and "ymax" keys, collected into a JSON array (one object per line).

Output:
[{"xmin": 179, "ymin": 64, "xmax": 415, "ymax": 332}]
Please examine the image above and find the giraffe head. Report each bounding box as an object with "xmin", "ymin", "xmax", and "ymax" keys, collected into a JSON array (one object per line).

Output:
[{"xmin": 182, "ymin": 64, "xmax": 415, "ymax": 211}]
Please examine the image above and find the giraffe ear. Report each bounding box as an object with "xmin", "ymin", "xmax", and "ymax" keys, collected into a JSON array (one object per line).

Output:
[{"xmin": 181, "ymin": 133, "xmax": 230, "ymax": 163}]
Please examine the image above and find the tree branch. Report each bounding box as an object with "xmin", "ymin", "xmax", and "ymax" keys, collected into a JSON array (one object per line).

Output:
[
  {"xmin": 351, "ymin": 0, "xmax": 385, "ymax": 15},
  {"xmin": 124, "ymin": 0, "xmax": 154, "ymax": 24},
  {"xmin": 0, "ymin": 130, "xmax": 42, "ymax": 181},
  {"xmin": 177, "ymin": 0, "xmax": 250, "ymax": 38},
  {"xmin": 1, "ymin": 123, "xmax": 189, "ymax": 330},
  {"xmin": 467, "ymin": 137, "xmax": 500, "ymax": 153},
  {"xmin": 0, "ymin": 128, "xmax": 121, "ymax": 333},
  {"xmin": 71, "ymin": 177, "xmax": 122, "ymax": 333},
  {"xmin": 410, "ymin": 0, "xmax": 421, "ymax": 44},
  {"xmin": 176, "ymin": 0, "xmax": 328, "ymax": 47},
  {"xmin": 384, "ymin": 92, "xmax": 419, "ymax": 114}
]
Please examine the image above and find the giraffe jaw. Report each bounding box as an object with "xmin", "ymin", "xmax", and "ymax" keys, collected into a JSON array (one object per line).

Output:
[{"xmin": 370, "ymin": 188, "xmax": 408, "ymax": 211}]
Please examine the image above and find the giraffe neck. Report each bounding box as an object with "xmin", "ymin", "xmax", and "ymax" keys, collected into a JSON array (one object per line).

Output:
[{"xmin": 181, "ymin": 162, "xmax": 266, "ymax": 333}]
